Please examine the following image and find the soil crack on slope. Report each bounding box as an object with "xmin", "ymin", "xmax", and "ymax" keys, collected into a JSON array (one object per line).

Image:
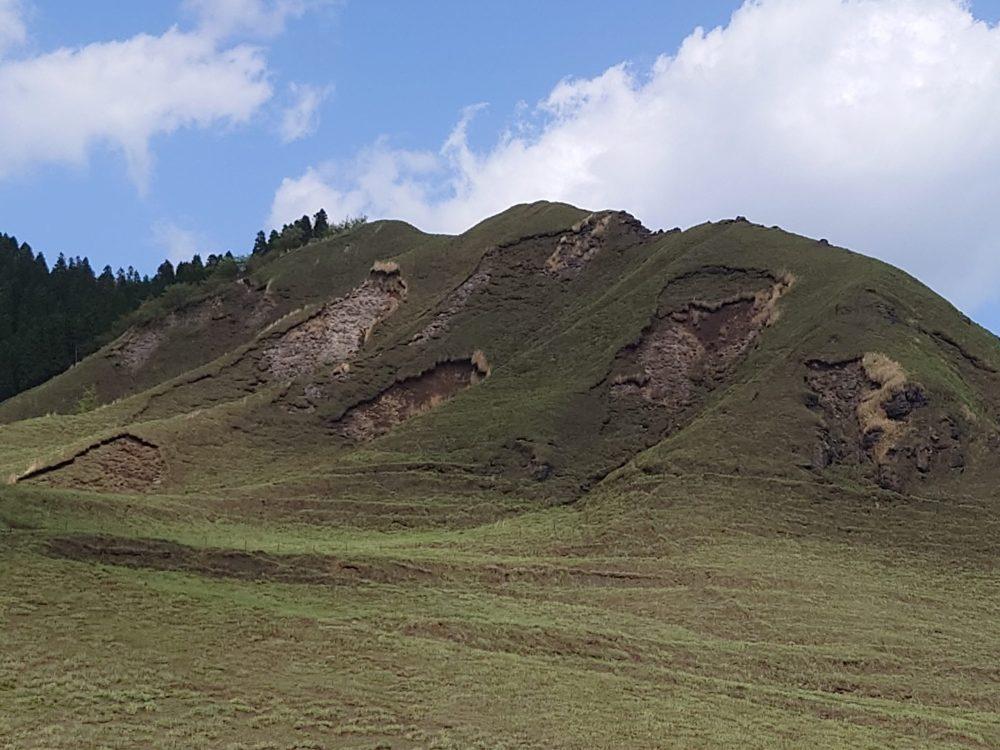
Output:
[
  {"xmin": 411, "ymin": 254, "xmax": 494, "ymax": 343},
  {"xmin": 19, "ymin": 435, "xmax": 165, "ymax": 493},
  {"xmin": 923, "ymin": 328, "xmax": 998, "ymax": 374},
  {"xmin": 331, "ymin": 353, "xmax": 491, "ymax": 441},
  {"xmin": 260, "ymin": 262, "xmax": 407, "ymax": 380},
  {"xmin": 401, "ymin": 620, "xmax": 645, "ymax": 663}
]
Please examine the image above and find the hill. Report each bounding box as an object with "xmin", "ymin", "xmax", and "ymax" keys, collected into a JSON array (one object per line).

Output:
[{"xmin": 1, "ymin": 202, "xmax": 997, "ymax": 748}]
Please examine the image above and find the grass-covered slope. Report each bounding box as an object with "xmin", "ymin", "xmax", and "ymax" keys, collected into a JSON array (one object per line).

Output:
[
  {"xmin": 1, "ymin": 202, "xmax": 998, "ymax": 748},
  {"xmin": 4, "ymin": 205, "xmax": 999, "ymax": 500},
  {"xmin": 0, "ymin": 220, "xmax": 436, "ymax": 424}
]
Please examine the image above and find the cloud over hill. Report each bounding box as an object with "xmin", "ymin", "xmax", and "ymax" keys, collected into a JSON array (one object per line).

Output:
[{"xmin": 272, "ymin": 0, "xmax": 1000, "ymax": 314}]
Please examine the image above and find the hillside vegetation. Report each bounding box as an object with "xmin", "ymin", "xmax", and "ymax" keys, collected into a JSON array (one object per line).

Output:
[
  {"xmin": 0, "ymin": 210, "xmax": 360, "ymax": 408},
  {"xmin": 1, "ymin": 202, "xmax": 997, "ymax": 749}
]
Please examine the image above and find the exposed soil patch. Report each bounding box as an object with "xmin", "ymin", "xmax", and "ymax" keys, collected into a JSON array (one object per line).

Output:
[
  {"xmin": 506, "ymin": 438, "xmax": 555, "ymax": 482},
  {"xmin": 544, "ymin": 211, "xmax": 650, "ymax": 278},
  {"xmin": 112, "ymin": 328, "xmax": 165, "ymax": 373},
  {"xmin": 804, "ymin": 358, "xmax": 868, "ymax": 468},
  {"xmin": 46, "ymin": 533, "xmax": 736, "ymax": 591},
  {"xmin": 46, "ymin": 535, "xmax": 437, "ymax": 585},
  {"xmin": 110, "ymin": 285, "xmax": 275, "ymax": 373},
  {"xmin": 805, "ymin": 355, "xmax": 962, "ymax": 490},
  {"xmin": 412, "ymin": 213, "xmax": 650, "ymax": 344},
  {"xmin": 584, "ymin": 270, "xmax": 794, "ymax": 491},
  {"xmin": 332, "ymin": 354, "xmax": 490, "ymax": 441},
  {"xmin": 259, "ymin": 263, "xmax": 407, "ymax": 380},
  {"xmin": 410, "ymin": 235, "xmax": 553, "ymax": 344},
  {"xmin": 20, "ymin": 435, "xmax": 165, "ymax": 493},
  {"xmin": 612, "ymin": 298, "xmax": 754, "ymax": 412},
  {"xmin": 402, "ymin": 620, "xmax": 644, "ymax": 663},
  {"xmin": 411, "ymin": 255, "xmax": 494, "ymax": 343},
  {"xmin": 609, "ymin": 272, "xmax": 792, "ymax": 426}
]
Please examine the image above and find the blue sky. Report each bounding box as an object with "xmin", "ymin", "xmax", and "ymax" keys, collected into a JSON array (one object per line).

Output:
[
  {"xmin": 0, "ymin": 1, "xmax": 740, "ymax": 268},
  {"xmin": 2, "ymin": 0, "xmax": 1000, "ymax": 331}
]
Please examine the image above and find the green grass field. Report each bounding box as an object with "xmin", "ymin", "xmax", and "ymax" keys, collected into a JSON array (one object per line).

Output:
[{"xmin": 2, "ymin": 470, "xmax": 997, "ymax": 749}]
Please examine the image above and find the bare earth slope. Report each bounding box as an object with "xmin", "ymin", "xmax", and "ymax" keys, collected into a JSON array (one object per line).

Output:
[{"xmin": 0, "ymin": 203, "xmax": 997, "ymax": 749}]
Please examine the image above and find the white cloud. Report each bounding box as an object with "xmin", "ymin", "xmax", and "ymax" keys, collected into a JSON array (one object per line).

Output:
[
  {"xmin": 270, "ymin": 0, "xmax": 1000, "ymax": 314},
  {"xmin": 279, "ymin": 82, "xmax": 330, "ymax": 142},
  {"xmin": 152, "ymin": 220, "xmax": 205, "ymax": 264},
  {"xmin": 0, "ymin": 27, "xmax": 271, "ymax": 190},
  {"xmin": 271, "ymin": 168, "xmax": 343, "ymax": 223},
  {"xmin": 183, "ymin": 0, "xmax": 325, "ymax": 39},
  {"xmin": 0, "ymin": 0, "xmax": 27, "ymax": 57}
]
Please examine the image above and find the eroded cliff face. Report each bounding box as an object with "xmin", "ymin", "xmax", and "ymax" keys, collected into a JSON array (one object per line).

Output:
[
  {"xmin": 609, "ymin": 269, "xmax": 793, "ymax": 431},
  {"xmin": 805, "ymin": 354, "xmax": 966, "ymax": 491},
  {"xmin": 332, "ymin": 354, "xmax": 490, "ymax": 441},
  {"xmin": 260, "ymin": 263, "xmax": 407, "ymax": 380},
  {"xmin": 20, "ymin": 435, "xmax": 165, "ymax": 493},
  {"xmin": 544, "ymin": 211, "xmax": 650, "ymax": 278}
]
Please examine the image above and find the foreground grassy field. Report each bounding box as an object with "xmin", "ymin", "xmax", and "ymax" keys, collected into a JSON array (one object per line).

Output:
[{"xmin": 2, "ymin": 472, "xmax": 997, "ymax": 749}]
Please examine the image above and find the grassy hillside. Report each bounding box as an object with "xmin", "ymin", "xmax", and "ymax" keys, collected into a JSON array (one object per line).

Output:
[{"xmin": 1, "ymin": 202, "xmax": 997, "ymax": 748}]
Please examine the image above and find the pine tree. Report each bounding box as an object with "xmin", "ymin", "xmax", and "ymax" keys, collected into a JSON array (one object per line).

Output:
[
  {"xmin": 152, "ymin": 260, "xmax": 175, "ymax": 294},
  {"xmin": 252, "ymin": 230, "xmax": 268, "ymax": 255},
  {"xmin": 313, "ymin": 208, "xmax": 329, "ymax": 237},
  {"xmin": 295, "ymin": 215, "xmax": 313, "ymax": 243}
]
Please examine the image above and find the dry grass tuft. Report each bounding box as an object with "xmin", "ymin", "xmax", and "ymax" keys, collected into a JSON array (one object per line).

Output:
[
  {"xmin": 858, "ymin": 352, "xmax": 908, "ymax": 462},
  {"xmin": 752, "ymin": 272, "xmax": 795, "ymax": 327},
  {"xmin": 611, "ymin": 371, "xmax": 649, "ymax": 388},
  {"xmin": 371, "ymin": 260, "xmax": 401, "ymax": 275},
  {"xmin": 471, "ymin": 350, "xmax": 492, "ymax": 382},
  {"xmin": 14, "ymin": 460, "xmax": 44, "ymax": 484}
]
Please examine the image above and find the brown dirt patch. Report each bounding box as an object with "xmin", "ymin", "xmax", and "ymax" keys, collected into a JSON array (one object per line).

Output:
[
  {"xmin": 20, "ymin": 435, "xmax": 165, "ymax": 493},
  {"xmin": 46, "ymin": 535, "xmax": 437, "ymax": 585},
  {"xmin": 412, "ymin": 213, "xmax": 650, "ymax": 344},
  {"xmin": 414, "ymin": 261, "xmax": 492, "ymax": 342},
  {"xmin": 401, "ymin": 620, "xmax": 644, "ymax": 663},
  {"xmin": 545, "ymin": 211, "xmax": 650, "ymax": 278},
  {"xmin": 110, "ymin": 284, "xmax": 275, "ymax": 373},
  {"xmin": 45, "ymin": 534, "xmax": 744, "ymax": 591},
  {"xmin": 590, "ymin": 270, "xmax": 794, "ymax": 487},
  {"xmin": 411, "ymin": 255, "xmax": 495, "ymax": 344},
  {"xmin": 260, "ymin": 264, "xmax": 407, "ymax": 380},
  {"xmin": 804, "ymin": 358, "xmax": 870, "ymax": 469},
  {"xmin": 610, "ymin": 273, "xmax": 792, "ymax": 423},
  {"xmin": 332, "ymin": 355, "xmax": 490, "ymax": 441},
  {"xmin": 111, "ymin": 328, "xmax": 165, "ymax": 372},
  {"xmin": 804, "ymin": 356, "xmax": 962, "ymax": 490}
]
